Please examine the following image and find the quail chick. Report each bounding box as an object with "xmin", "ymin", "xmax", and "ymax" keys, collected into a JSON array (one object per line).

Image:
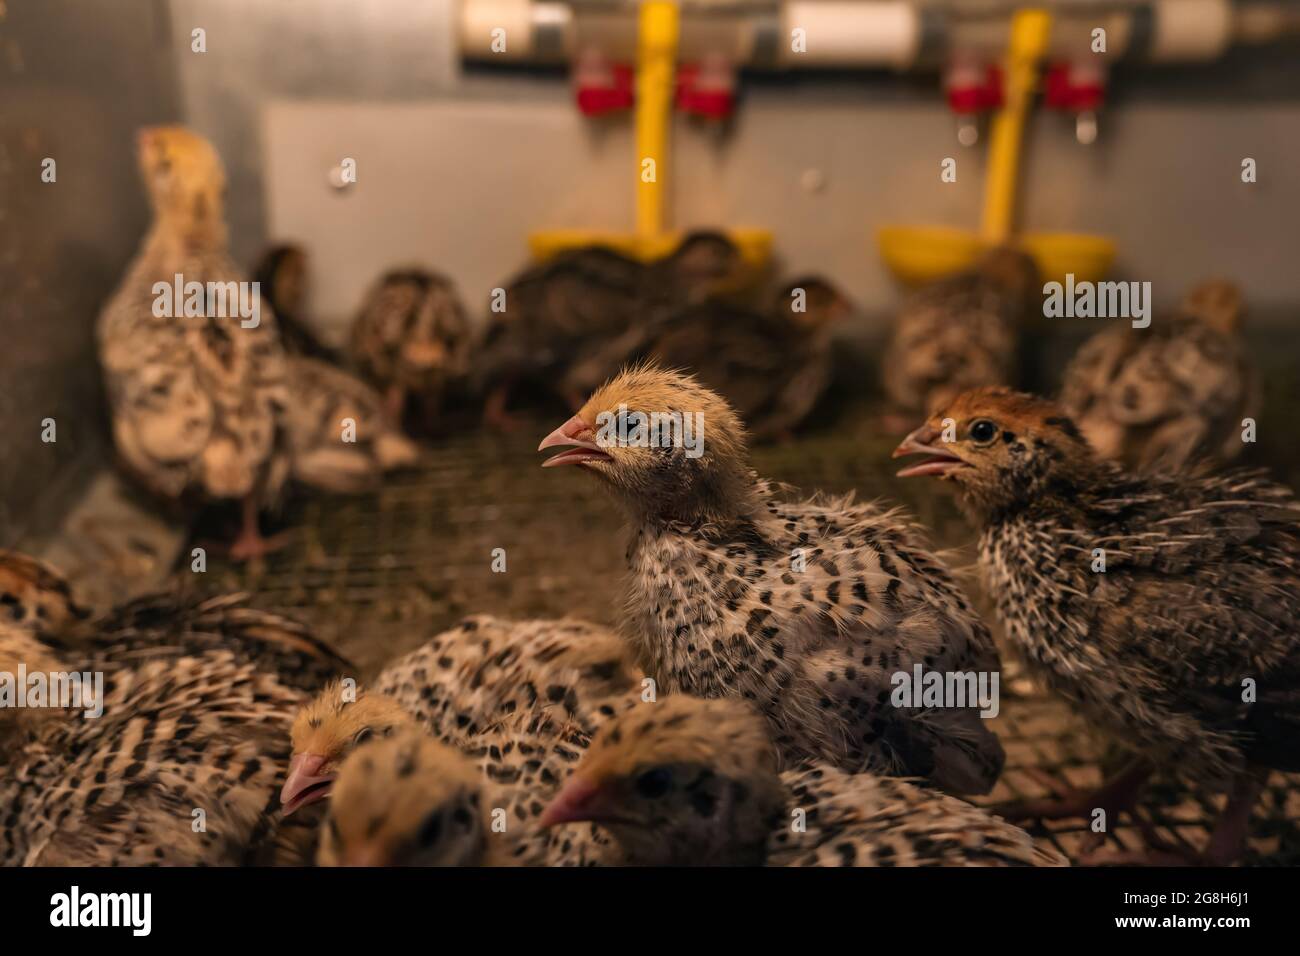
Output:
[
  {"xmin": 317, "ymin": 731, "xmax": 489, "ymax": 866},
  {"xmin": 0, "ymin": 624, "xmax": 326, "ymax": 866},
  {"xmin": 250, "ymin": 249, "xmax": 422, "ymax": 491},
  {"xmin": 648, "ymin": 229, "xmax": 754, "ymax": 306},
  {"xmin": 317, "ymin": 717, "xmax": 614, "ymax": 867},
  {"xmin": 882, "ymin": 247, "xmax": 1036, "ymax": 428},
  {"xmin": 282, "ymin": 354, "xmax": 420, "ymax": 494},
  {"xmin": 252, "ymin": 243, "xmax": 337, "ymax": 361},
  {"xmin": 98, "ymin": 126, "xmax": 290, "ymax": 560},
  {"xmin": 479, "ymin": 231, "xmax": 752, "ymax": 428},
  {"xmin": 894, "ymin": 387, "xmax": 1300, "ymax": 864},
  {"xmin": 539, "ymin": 366, "xmax": 1004, "ymax": 793},
  {"xmin": 0, "ymin": 549, "xmax": 349, "ymax": 864},
  {"xmin": 1060, "ymin": 279, "xmax": 1259, "ymax": 472},
  {"xmin": 280, "ymin": 616, "xmax": 641, "ymax": 814},
  {"xmin": 642, "ymin": 275, "xmax": 851, "ymax": 442},
  {"xmin": 0, "ymin": 547, "xmax": 351, "ymax": 691},
  {"xmin": 350, "ymin": 267, "xmax": 473, "ymax": 427},
  {"xmin": 542, "ymin": 695, "xmax": 1064, "ymax": 866},
  {"xmin": 478, "ymin": 246, "xmax": 651, "ymax": 427}
]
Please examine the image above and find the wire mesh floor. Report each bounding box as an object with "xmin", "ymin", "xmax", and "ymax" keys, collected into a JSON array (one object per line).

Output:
[{"xmin": 189, "ymin": 414, "xmax": 1300, "ymax": 866}]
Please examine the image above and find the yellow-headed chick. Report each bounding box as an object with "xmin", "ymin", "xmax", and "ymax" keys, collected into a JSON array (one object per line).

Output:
[
  {"xmin": 542, "ymin": 695, "xmax": 1065, "ymax": 866},
  {"xmin": 98, "ymin": 126, "xmax": 290, "ymax": 560},
  {"xmin": 539, "ymin": 366, "xmax": 1004, "ymax": 794},
  {"xmin": 317, "ymin": 731, "xmax": 487, "ymax": 866},
  {"xmin": 350, "ymin": 267, "xmax": 473, "ymax": 427},
  {"xmin": 1060, "ymin": 279, "xmax": 1259, "ymax": 472},
  {"xmin": 882, "ymin": 247, "xmax": 1036, "ymax": 428},
  {"xmin": 895, "ymin": 387, "xmax": 1300, "ymax": 863}
]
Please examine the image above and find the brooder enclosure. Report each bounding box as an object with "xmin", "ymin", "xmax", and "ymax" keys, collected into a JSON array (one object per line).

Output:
[{"xmin": 3, "ymin": 0, "xmax": 1300, "ymax": 872}]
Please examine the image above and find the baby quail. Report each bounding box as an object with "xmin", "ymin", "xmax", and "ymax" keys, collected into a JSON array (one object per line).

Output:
[
  {"xmin": 478, "ymin": 246, "xmax": 651, "ymax": 427},
  {"xmin": 882, "ymin": 247, "xmax": 1036, "ymax": 427},
  {"xmin": 98, "ymin": 126, "xmax": 290, "ymax": 560},
  {"xmin": 1060, "ymin": 279, "xmax": 1259, "ymax": 472},
  {"xmin": 0, "ymin": 624, "xmax": 333, "ymax": 866},
  {"xmin": 895, "ymin": 387, "xmax": 1300, "ymax": 863},
  {"xmin": 350, "ymin": 267, "xmax": 473, "ymax": 427},
  {"xmin": 252, "ymin": 243, "xmax": 337, "ymax": 361},
  {"xmin": 641, "ymin": 276, "xmax": 851, "ymax": 442},
  {"xmin": 539, "ymin": 366, "xmax": 1004, "ymax": 794},
  {"xmin": 280, "ymin": 616, "xmax": 640, "ymax": 814},
  {"xmin": 0, "ymin": 550, "xmax": 348, "ymax": 865},
  {"xmin": 282, "ymin": 354, "xmax": 420, "ymax": 494},
  {"xmin": 543, "ymin": 695, "xmax": 1064, "ymax": 866}
]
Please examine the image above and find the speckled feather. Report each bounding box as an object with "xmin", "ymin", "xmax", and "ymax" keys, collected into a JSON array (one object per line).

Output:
[{"xmin": 771, "ymin": 765, "xmax": 1066, "ymax": 867}]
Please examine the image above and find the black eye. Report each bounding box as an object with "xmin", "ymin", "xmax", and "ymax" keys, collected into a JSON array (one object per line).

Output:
[
  {"xmin": 352, "ymin": 727, "xmax": 373, "ymax": 747},
  {"xmin": 968, "ymin": 419, "xmax": 998, "ymax": 444},
  {"xmin": 635, "ymin": 768, "xmax": 673, "ymax": 798},
  {"xmin": 416, "ymin": 811, "xmax": 442, "ymax": 848}
]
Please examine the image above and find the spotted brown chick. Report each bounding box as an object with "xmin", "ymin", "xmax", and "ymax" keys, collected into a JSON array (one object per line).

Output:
[
  {"xmin": 350, "ymin": 267, "xmax": 473, "ymax": 426},
  {"xmin": 643, "ymin": 275, "xmax": 850, "ymax": 442},
  {"xmin": 540, "ymin": 366, "xmax": 1004, "ymax": 793},
  {"xmin": 282, "ymin": 354, "xmax": 420, "ymax": 493},
  {"xmin": 478, "ymin": 246, "xmax": 652, "ymax": 426},
  {"xmin": 280, "ymin": 616, "xmax": 641, "ymax": 815},
  {"xmin": 97, "ymin": 126, "xmax": 290, "ymax": 560},
  {"xmin": 543, "ymin": 695, "xmax": 1062, "ymax": 866},
  {"xmin": 371, "ymin": 615, "xmax": 642, "ymax": 745},
  {"xmin": 0, "ymin": 622, "xmax": 319, "ymax": 866},
  {"xmin": 0, "ymin": 548, "xmax": 350, "ymax": 692},
  {"xmin": 1060, "ymin": 279, "xmax": 1259, "ymax": 472},
  {"xmin": 882, "ymin": 246, "xmax": 1035, "ymax": 427},
  {"xmin": 895, "ymin": 387, "xmax": 1300, "ymax": 864}
]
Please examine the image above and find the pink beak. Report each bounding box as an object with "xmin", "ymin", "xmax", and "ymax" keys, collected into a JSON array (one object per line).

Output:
[
  {"xmin": 539, "ymin": 776, "xmax": 607, "ymax": 828},
  {"xmin": 538, "ymin": 414, "xmax": 612, "ymax": 468},
  {"xmin": 280, "ymin": 753, "xmax": 337, "ymax": 815},
  {"xmin": 892, "ymin": 424, "xmax": 968, "ymax": 478}
]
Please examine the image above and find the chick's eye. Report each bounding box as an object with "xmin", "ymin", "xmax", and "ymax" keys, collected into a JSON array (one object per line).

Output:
[
  {"xmin": 416, "ymin": 811, "xmax": 442, "ymax": 848},
  {"xmin": 968, "ymin": 419, "xmax": 998, "ymax": 444},
  {"xmin": 635, "ymin": 768, "xmax": 673, "ymax": 798}
]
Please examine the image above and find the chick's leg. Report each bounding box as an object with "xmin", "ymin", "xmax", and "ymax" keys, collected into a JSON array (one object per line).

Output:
[
  {"xmin": 483, "ymin": 381, "xmax": 520, "ymax": 431},
  {"xmin": 1076, "ymin": 768, "xmax": 1266, "ymax": 867},
  {"xmin": 1202, "ymin": 767, "xmax": 1266, "ymax": 865},
  {"xmin": 228, "ymin": 496, "xmax": 292, "ymax": 562},
  {"xmin": 384, "ymin": 384, "xmax": 406, "ymax": 426},
  {"xmin": 996, "ymin": 756, "xmax": 1153, "ymax": 822}
]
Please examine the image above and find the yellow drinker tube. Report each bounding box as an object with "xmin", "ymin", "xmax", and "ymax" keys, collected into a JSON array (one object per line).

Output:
[
  {"xmin": 878, "ymin": 8, "xmax": 1115, "ymax": 286},
  {"xmin": 635, "ymin": 0, "xmax": 677, "ymax": 253},
  {"xmin": 530, "ymin": 1, "xmax": 770, "ymax": 266}
]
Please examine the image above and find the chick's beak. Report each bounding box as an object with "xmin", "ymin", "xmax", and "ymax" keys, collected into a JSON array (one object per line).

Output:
[
  {"xmin": 540, "ymin": 776, "xmax": 611, "ymax": 827},
  {"xmin": 280, "ymin": 753, "xmax": 337, "ymax": 815},
  {"xmin": 538, "ymin": 414, "xmax": 613, "ymax": 468},
  {"xmin": 892, "ymin": 424, "xmax": 968, "ymax": 478}
]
